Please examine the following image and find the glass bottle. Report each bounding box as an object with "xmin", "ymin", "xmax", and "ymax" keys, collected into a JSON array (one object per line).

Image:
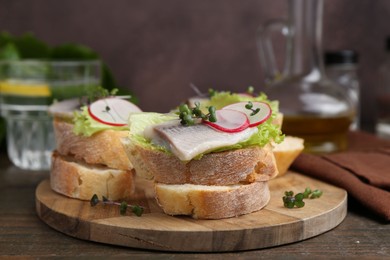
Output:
[
  {"xmin": 376, "ymin": 37, "xmax": 390, "ymax": 139},
  {"xmin": 325, "ymin": 50, "xmax": 360, "ymax": 130},
  {"xmin": 257, "ymin": 0, "xmax": 355, "ymax": 154}
]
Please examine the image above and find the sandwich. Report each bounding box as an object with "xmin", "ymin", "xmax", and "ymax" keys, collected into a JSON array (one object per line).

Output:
[
  {"xmin": 48, "ymin": 95, "xmax": 142, "ymax": 201},
  {"xmin": 122, "ymin": 90, "xmax": 290, "ymax": 219},
  {"xmin": 189, "ymin": 89, "xmax": 304, "ymax": 177}
]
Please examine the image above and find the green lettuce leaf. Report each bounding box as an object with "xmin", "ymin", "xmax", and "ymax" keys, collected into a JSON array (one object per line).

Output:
[
  {"xmin": 128, "ymin": 112, "xmax": 178, "ymax": 153},
  {"xmin": 208, "ymin": 91, "xmax": 279, "ymax": 114},
  {"xmin": 128, "ymin": 112, "xmax": 177, "ymax": 136},
  {"xmin": 72, "ymin": 106, "xmax": 128, "ymax": 136}
]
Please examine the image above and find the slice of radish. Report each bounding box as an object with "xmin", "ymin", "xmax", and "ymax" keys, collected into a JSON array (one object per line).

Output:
[
  {"xmin": 222, "ymin": 101, "xmax": 272, "ymax": 127},
  {"xmin": 203, "ymin": 109, "xmax": 249, "ymax": 133},
  {"xmin": 88, "ymin": 97, "xmax": 142, "ymax": 126}
]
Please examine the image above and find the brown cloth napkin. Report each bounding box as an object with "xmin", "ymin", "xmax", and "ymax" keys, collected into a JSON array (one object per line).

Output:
[{"xmin": 291, "ymin": 131, "xmax": 390, "ymax": 222}]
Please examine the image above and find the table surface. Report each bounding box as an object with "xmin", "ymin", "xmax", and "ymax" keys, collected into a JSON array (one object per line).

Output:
[{"xmin": 1, "ymin": 141, "xmax": 389, "ymax": 258}]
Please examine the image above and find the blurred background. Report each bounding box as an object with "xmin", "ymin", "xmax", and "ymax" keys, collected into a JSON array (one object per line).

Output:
[{"xmin": 0, "ymin": 0, "xmax": 389, "ymax": 133}]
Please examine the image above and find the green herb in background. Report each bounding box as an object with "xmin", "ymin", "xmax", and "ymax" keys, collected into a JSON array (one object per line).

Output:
[
  {"xmin": 50, "ymin": 43, "xmax": 98, "ymax": 60},
  {"xmin": 0, "ymin": 31, "xmax": 50, "ymax": 59},
  {"xmin": 0, "ymin": 43, "xmax": 20, "ymax": 60},
  {"xmin": 0, "ymin": 117, "xmax": 5, "ymax": 152}
]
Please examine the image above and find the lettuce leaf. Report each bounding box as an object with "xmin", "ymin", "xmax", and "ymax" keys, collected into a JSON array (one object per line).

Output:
[
  {"xmin": 199, "ymin": 91, "xmax": 279, "ymax": 114},
  {"xmin": 73, "ymin": 106, "xmax": 128, "ymax": 136},
  {"xmin": 128, "ymin": 112, "xmax": 178, "ymax": 136},
  {"xmin": 128, "ymin": 112, "xmax": 178, "ymax": 153}
]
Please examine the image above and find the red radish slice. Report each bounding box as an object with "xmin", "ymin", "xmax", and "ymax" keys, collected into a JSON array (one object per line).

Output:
[
  {"xmin": 203, "ymin": 109, "xmax": 249, "ymax": 133},
  {"xmin": 88, "ymin": 97, "xmax": 142, "ymax": 126},
  {"xmin": 222, "ymin": 101, "xmax": 272, "ymax": 127}
]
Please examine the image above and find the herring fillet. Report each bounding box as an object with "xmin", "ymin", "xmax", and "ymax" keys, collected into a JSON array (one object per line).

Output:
[{"xmin": 145, "ymin": 122, "xmax": 258, "ymax": 161}]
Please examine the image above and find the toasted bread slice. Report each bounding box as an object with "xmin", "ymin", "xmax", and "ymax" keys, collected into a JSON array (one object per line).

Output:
[
  {"xmin": 50, "ymin": 151, "xmax": 135, "ymax": 200},
  {"xmin": 122, "ymin": 138, "xmax": 278, "ymax": 185},
  {"xmin": 155, "ymin": 181, "xmax": 270, "ymax": 219},
  {"xmin": 273, "ymin": 136, "xmax": 304, "ymax": 177},
  {"xmin": 54, "ymin": 119, "xmax": 132, "ymax": 170}
]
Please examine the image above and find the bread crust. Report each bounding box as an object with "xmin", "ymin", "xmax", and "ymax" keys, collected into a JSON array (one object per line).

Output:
[
  {"xmin": 273, "ymin": 136, "xmax": 304, "ymax": 177},
  {"xmin": 54, "ymin": 119, "xmax": 132, "ymax": 170},
  {"xmin": 155, "ymin": 181, "xmax": 270, "ymax": 219},
  {"xmin": 122, "ymin": 138, "xmax": 278, "ymax": 185},
  {"xmin": 50, "ymin": 151, "xmax": 135, "ymax": 200}
]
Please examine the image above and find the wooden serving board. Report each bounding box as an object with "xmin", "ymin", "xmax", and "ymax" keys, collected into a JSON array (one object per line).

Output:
[{"xmin": 35, "ymin": 172, "xmax": 347, "ymax": 252}]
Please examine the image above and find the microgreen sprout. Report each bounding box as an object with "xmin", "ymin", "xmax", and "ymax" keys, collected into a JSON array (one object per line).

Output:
[
  {"xmin": 90, "ymin": 194, "xmax": 144, "ymax": 216},
  {"xmin": 310, "ymin": 189, "xmax": 323, "ymax": 199},
  {"xmin": 178, "ymin": 102, "xmax": 217, "ymax": 126},
  {"xmin": 84, "ymin": 86, "xmax": 119, "ymax": 105},
  {"xmin": 247, "ymin": 86, "xmax": 255, "ymax": 95},
  {"xmin": 208, "ymin": 88, "xmax": 217, "ymax": 97},
  {"xmin": 245, "ymin": 101, "xmax": 260, "ymax": 116},
  {"xmin": 101, "ymin": 99, "xmax": 116, "ymax": 122},
  {"xmin": 283, "ymin": 187, "xmax": 323, "ymax": 208},
  {"xmin": 303, "ymin": 187, "xmax": 312, "ymax": 198}
]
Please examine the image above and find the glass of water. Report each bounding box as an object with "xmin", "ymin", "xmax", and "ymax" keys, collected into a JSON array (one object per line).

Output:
[{"xmin": 0, "ymin": 60, "xmax": 101, "ymax": 170}]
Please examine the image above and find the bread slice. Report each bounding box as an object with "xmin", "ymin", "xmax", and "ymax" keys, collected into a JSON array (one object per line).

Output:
[
  {"xmin": 54, "ymin": 119, "xmax": 132, "ymax": 170},
  {"xmin": 155, "ymin": 181, "xmax": 270, "ymax": 219},
  {"xmin": 50, "ymin": 151, "xmax": 135, "ymax": 201},
  {"xmin": 273, "ymin": 136, "xmax": 304, "ymax": 177},
  {"xmin": 122, "ymin": 138, "xmax": 278, "ymax": 185}
]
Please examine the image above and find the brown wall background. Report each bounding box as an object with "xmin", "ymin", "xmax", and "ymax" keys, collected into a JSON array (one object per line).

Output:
[{"xmin": 0, "ymin": 0, "xmax": 389, "ymax": 131}]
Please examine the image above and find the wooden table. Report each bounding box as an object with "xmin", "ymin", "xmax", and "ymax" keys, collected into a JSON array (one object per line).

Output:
[{"xmin": 0, "ymin": 152, "xmax": 389, "ymax": 258}]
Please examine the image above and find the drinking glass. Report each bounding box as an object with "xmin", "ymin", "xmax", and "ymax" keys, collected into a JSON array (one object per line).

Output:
[{"xmin": 0, "ymin": 60, "xmax": 101, "ymax": 170}]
